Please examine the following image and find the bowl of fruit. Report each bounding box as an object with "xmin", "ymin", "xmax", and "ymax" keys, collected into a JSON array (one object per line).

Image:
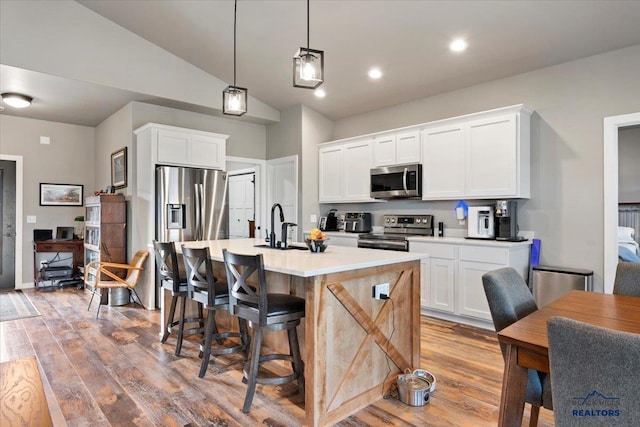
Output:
[{"xmin": 305, "ymin": 228, "xmax": 329, "ymax": 253}]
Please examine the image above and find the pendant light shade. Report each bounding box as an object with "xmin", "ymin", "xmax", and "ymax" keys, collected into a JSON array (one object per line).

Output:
[
  {"xmin": 223, "ymin": 0, "xmax": 247, "ymax": 116},
  {"xmin": 293, "ymin": 0, "xmax": 324, "ymax": 89},
  {"xmin": 1, "ymin": 92, "xmax": 33, "ymax": 108},
  {"xmin": 223, "ymin": 85, "xmax": 247, "ymax": 116}
]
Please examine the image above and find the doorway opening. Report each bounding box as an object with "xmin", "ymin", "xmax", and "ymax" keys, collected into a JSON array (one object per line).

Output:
[
  {"xmin": 603, "ymin": 112, "xmax": 640, "ymax": 293},
  {"xmin": 0, "ymin": 155, "xmax": 24, "ymax": 289}
]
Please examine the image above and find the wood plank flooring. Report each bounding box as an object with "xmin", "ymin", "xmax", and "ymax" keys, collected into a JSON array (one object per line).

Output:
[{"xmin": 0, "ymin": 288, "xmax": 554, "ymax": 426}]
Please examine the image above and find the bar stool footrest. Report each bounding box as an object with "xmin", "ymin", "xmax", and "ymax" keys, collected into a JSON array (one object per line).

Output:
[{"xmin": 243, "ymin": 353, "xmax": 300, "ymax": 386}]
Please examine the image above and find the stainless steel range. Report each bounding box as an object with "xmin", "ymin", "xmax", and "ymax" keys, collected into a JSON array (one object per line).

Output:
[{"xmin": 358, "ymin": 214, "xmax": 434, "ymax": 251}]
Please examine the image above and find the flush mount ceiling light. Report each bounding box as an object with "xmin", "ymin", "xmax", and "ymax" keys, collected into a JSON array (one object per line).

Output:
[
  {"xmin": 449, "ymin": 38, "xmax": 468, "ymax": 52},
  {"xmin": 223, "ymin": 0, "xmax": 247, "ymax": 116},
  {"xmin": 368, "ymin": 68, "xmax": 383, "ymax": 79},
  {"xmin": 1, "ymin": 92, "xmax": 33, "ymax": 108},
  {"xmin": 293, "ymin": 0, "xmax": 324, "ymax": 89}
]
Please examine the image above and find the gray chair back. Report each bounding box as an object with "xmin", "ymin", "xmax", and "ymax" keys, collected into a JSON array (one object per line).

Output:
[
  {"xmin": 222, "ymin": 248, "xmax": 269, "ymax": 326},
  {"xmin": 547, "ymin": 316, "xmax": 640, "ymax": 426},
  {"xmin": 613, "ymin": 262, "xmax": 640, "ymax": 297},
  {"xmin": 153, "ymin": 241, "xmax": 182, "ymax": 292}
]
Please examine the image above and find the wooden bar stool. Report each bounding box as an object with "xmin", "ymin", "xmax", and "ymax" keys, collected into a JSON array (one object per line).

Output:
[
  {"xmin": 153, "ymin": 241, "xmax": 204, "ymax": 356},
  {"xmin": 181, "ymin": 246, "xmax": 249, "ymax": 378},
  {"xmin": 222, "ymin": 248, "xmax": 305, "ymax": 413}
]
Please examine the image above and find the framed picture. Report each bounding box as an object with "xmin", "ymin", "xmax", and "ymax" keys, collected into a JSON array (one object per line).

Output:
[
  {"xmin": 111, "ymin": 147, "xmax": 127, "ymax": 189},
  {"xmin": 39, "ymin": 183, "xmax": 84, "ymax": 206}
]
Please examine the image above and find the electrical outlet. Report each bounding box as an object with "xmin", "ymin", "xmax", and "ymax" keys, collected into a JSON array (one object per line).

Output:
[{"xmin": 372, "ymin": 283, "xmax": 390, "ymax": 300}]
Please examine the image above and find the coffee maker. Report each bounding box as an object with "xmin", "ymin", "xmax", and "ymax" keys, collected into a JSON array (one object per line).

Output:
[{"xmin": 494, "ymin": 200, "xmax": 524, "ymax": 241}]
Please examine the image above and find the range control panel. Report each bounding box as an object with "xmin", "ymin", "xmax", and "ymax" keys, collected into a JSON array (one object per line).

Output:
[{"xmin": 383, "ymin": 215, "xmax": 434, "ymax": 235}]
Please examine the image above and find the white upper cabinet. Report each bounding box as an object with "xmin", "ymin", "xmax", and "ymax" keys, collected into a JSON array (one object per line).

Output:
[
  {"xmin": 142, "ymin": 124, "xmax": 228, "ymax": 170},
  {"xmin": 373, "ymin": 131, "xmax": 421, "ymax": 166},
  {"xmin": 422, "ymin": 105, "xmax": 532, "ymax": 200},
  {"xmin": 319, "ymin": 139, "xmax": 379, "ymax": 203},
  {"xmin": 422, "ymin": 124, "xmax": 466, "ymax": 199}
]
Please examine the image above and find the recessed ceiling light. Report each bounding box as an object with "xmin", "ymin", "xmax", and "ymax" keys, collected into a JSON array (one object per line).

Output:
[
  {"xmin": 368, "ymin": 68, "xmax": 383, "ymax": 79},
  {"xmin": 1, "ymin": 92, "xmax": 33, "ymax": 108},
  {"xmin": 314, "ymin": 88, "xmax": 326, "ymax": 98},
  {"xmin": 449, "ymin": 38, "xmax": 468, "ymax": 53}
]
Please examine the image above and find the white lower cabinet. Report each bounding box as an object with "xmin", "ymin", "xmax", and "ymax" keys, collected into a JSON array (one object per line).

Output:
[{"xmin": 411, "ymin": 240, "xmax": 530, "ymax": 329}]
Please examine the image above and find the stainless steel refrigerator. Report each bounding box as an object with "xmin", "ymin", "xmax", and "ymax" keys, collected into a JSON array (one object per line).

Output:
[{"xmin": 156, "ymin": 165, "xmax": 228, "ymax": 243}]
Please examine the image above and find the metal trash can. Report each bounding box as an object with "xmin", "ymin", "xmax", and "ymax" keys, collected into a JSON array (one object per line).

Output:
[
  {"xmin": 531, "ymin": 265, "xmax": 594, "ymax": 307},
  {"xmin": 108, "ymin": 288, "xmax": 130, "ymax": 306}
]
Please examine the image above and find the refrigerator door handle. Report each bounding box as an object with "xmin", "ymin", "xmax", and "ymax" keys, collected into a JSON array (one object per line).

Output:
[{"xmin": 194, "ymin": 183, "xmax": 203, "ymax": 240}]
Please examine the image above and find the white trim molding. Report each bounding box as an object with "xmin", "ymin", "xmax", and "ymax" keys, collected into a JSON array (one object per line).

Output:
[{"xmin": 603, "ymin": 112, "xmax": 640, "ymax": 294}]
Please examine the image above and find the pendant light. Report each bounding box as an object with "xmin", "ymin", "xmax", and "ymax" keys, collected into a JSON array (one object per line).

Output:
[
  {"xmin": 293, "ymin": 0, "xmax": 324, "ymax": 89},
  {"xmin": 223, "ymin": 0, "xmax": 247, "ymax": 116}
]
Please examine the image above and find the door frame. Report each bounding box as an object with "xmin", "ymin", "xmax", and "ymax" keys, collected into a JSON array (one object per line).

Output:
[
  {"xmin": 603, "ymin": 112, "xmax": 640, "ymax": 293},
  {"xmin": 228, "ymin": 167, "xmax": 256, "ymax": 238},
  {"xmin": 0, "ymin": 154, "xmax": 23, "ymax": 289},
  {"xmin": 226, "ymin": 156, "xmax": 266, "ymax": 239}
]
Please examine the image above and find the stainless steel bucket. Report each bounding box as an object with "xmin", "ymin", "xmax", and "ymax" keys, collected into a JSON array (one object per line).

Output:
[{"xmin": 397, "ymin": 373, "xmax": 431, "ymax": 406}]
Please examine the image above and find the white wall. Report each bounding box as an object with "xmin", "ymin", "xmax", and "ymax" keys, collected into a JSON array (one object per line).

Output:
[
  {"xmin": 329, "ymin": 45, "xmax": 640, "ymax": 291},
  {"xmin": 618, "ymin": 126, "xmax": 640, "ymax": 203},
  {"xmin": 0, "ymin": 115, "xmax": 95, "ymax": 287}
]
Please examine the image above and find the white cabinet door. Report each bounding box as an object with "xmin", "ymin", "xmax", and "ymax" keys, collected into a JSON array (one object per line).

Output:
[
  {"xmin": 457, "ymin": 261, "xmax": 496, "ymax": 321},
  {"xmin": 429, "ymin": 257, "xmax": 456, "ymax": 313},
  {"xmin": 396, "ymin": 131, "xmax": 421, "ymax": 164},
  {"xmin": 422, "ymin": 125, "xmax": 466, "ymax": 199},
  {"xmin": 157, "ymin": 129, "xmax": 226, "ymax": 169},
  {"xmin": 411, "ymin": 242, "xmax": 455, "ymax": 313},
  {"xmin": 343, "ymin": 140, "xmax": 373, "ymax": 200},
  {"xmin": 157, "ymin": 130, "xmax": 189, "ymax": 165},
  {"xmin": 466, "ymin": 114, "xmax": 517, "ymax": 197},
  {"xmin": 318, "ymin": 145, "xmax": 344, "ymax": 202},
  {"xmin": 373, "ymin": 134, "xmax": 397, "ymax": 166}
]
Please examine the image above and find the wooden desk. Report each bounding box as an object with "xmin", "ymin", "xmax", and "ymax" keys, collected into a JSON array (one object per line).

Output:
[
  {"xmin": 33, "ymin": 239, "xmax": 84, "ymax": 287},
  {"xmin": 497, "ymin": 291, "xmax": 640, "ymax": 426}
]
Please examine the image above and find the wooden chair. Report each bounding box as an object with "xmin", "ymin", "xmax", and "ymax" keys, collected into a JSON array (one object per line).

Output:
[
  {"xmin": 548, "ymin": 317, "xmax": 640, "ymax": 426},
  {"xmin": 222, "ymin": 248, "xmax": 305, "ymax": 413},
  {"xmin": 482, "ymin": 267, "xmax": 553, "ymax": 426},
  {"xmin": 153, "ymin": 241, "xmax": 204, "ymax": 356},
  {"xmin": 181, "ymin": 246, "xmax": 248, "ymax": 378},
  {"xmin": 85, "ymin": 250, "xmax": 148, "ymax": 318}
]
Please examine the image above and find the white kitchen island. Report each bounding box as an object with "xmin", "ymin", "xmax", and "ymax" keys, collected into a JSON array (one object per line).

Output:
[{"xmin": 176, "ymin": 238, "xmax": 426, "ymax": 427}]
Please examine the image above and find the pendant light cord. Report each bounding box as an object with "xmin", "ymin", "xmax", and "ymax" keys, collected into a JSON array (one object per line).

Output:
[
  {"xmin": 233, "ymin": 0, "xmax": 238, "ymax": 86},
  {"xmin": 306, "ymin": 0, "xmax": 310, "ymax": 49}
]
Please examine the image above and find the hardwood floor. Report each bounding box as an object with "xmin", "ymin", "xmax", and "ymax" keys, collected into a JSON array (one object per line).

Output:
[{"xmin": 0, "ymin": 288, "xmax": 554, "ymax": 426}]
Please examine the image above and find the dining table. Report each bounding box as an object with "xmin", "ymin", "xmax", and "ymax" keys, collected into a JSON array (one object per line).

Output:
[{"xmin": 496, "ymin": 290, "xmax": 640, "ymax": 427}]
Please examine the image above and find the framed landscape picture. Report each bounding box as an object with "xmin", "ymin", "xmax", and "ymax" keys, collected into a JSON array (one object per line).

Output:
[
  {"xmin": 111, "ymin": 147, "xmax": 127, "ymax": 189},
  {"xmin": 40, "ymin": 183, "xmax": 84, "ymax": 206}
]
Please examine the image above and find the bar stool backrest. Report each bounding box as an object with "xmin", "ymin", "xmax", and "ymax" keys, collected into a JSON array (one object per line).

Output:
[
  {"xmin": 182, "ymin": 246, "xmax": 219, "ymax": 307},
  {"xmin": 153, "ymin": 241, "xmax": 181, "ymax": 292},
  {"xmin": 222, "ymin": 249, "xmax": 268, "ymax": 326}
]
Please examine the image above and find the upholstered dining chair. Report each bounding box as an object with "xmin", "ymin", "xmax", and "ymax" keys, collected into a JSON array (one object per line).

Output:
[
  {"xmin": 547, "ymin": 316, "xmax": 640, "ymax": 426},
  {"xmin": 222, "ymin": 248, "xmax": 305, "ymax": 413},
  {"xmin": 153, "ymin": 241, "xmax": 205, "ymax": 356},
  {"xmin": 85, "ymin": 250, "xmax": 148, "ymax": 318},
  {"xmin": 181, "ymin": 246, "xmax": 248, "ymax": 378},
  {"xmin": 613, "ymin": 261, "xmax": 640, "ymax": 297},
  {"xmin": 482, "ymin": 267, "xmax": 553, "ymax": 427}
]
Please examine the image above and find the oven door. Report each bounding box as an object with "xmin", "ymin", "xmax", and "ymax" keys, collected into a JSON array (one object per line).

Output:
[
  {"xmin": 358, "ymin": 237, "xmax": 409, "ymax": 252},
  {"xmin": 370, "ymin": 164, "xmax": 422, "ymax": 199}
]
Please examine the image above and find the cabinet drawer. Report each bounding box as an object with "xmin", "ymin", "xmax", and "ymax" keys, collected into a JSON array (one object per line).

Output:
[
  {"xmin": 410, "ymin": 243, "xmax": 455, "ymax": 259},
  {"xmin": 459, "ymin": 246, "xmax": 507, "ymax": 264}
]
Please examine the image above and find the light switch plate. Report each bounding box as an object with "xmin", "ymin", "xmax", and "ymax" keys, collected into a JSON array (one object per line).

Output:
[
  {"xmin": 310, "ymin": 214, "xmax": 317, "ymax": 223},
  {"xmin": 27, "ymin": 215, "xmax": 37, "ymax": 223}
]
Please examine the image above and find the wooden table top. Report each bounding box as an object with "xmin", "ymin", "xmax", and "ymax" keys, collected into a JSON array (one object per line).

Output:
[{"xmin": 498, "ymin": 291, "xmax": 640, "ymax": 355}]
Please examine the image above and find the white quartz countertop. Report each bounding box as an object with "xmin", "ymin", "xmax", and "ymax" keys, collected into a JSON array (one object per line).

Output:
[
  {"xmin": 177, "ymin": 238, "xmax": 426, "ymax": 278},
  {"xmin": 408, "ymin": 236, "xmax": 532, "ymax": 248}
]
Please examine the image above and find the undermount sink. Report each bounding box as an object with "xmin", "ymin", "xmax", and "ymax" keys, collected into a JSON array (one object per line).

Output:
[{"xmin": 254, "ymin": 244, "xmax": 308, "ymax": 251}]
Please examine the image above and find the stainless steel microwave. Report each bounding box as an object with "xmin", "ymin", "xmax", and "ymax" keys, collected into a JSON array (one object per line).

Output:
[{"xmin": 370, "ymin": 164, "xmax": 422, "ymax": 199}]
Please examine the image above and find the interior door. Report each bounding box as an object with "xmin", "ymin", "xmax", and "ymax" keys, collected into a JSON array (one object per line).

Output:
[
  {"xmin": 228, "ymin": 172, "xmax": 255, "ymax": 238},
  {"xmin": 0, "ymin": 160, "xmax": 17, "ymax": 289}
]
